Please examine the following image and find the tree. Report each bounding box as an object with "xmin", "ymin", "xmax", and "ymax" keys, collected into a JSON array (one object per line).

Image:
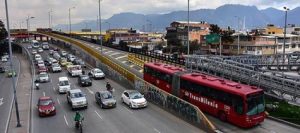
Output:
[
  {"xmin": 0, "ymin": 20, "xmax": 8, "ymax": 41},
  {"xmin": 209, "ymin": 24, "xmax": 234, "ymax": 44},
  {"xmin": 209, "ymin": 24, "xmax": 221, "ymax": 34}
]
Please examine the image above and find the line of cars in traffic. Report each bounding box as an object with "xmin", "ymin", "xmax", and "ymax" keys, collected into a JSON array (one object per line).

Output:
[
  {"xmin": 0, "ymin": 53, "xmax": 17, "ymax": 77},
  {"xmin": 30, "ymin": 41, "xmax": 147, "ymax": 117}
]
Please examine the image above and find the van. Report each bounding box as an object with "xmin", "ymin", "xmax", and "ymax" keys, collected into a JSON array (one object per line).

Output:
[
  {"xmin": 58, "ymin": 77, "xmax": 71, "ymax": 93},
  {"xmin": 31, "ymin": 40, "xmax": 40, "ymax": 48}
]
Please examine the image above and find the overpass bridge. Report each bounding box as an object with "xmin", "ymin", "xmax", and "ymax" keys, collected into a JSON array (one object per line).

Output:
[{"xmin": 28, "ymin": 31, "xmax": 300, "ymax": 132}]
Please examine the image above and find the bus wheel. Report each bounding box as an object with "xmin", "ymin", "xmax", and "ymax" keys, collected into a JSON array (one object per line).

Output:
[{"xmin": 219, "ymin": 111, "xmax": 227, "ymax": 122}]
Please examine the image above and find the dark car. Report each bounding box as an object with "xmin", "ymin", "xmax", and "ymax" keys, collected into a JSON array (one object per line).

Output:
[
  {"xmin": 78, "ymin": 75, "xmax": 92, "ymax": 87},
  {"xmin": 37, "ymin": 96, "xmax": 56, "ymax": 117},
  {"xmin": 0, "ymin": 66, "xmax": 5, "ymax": 73},
  {"xmin": 95, "ymin": 91, "xmax": 116, "ymax": 109},
  {"xmin": 73, "ymin": 59, "xmax": 86, "ymax": 68}
]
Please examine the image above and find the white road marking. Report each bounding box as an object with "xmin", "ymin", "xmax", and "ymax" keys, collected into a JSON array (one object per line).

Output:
[
  {"xmin": 86, "ymin": 88, "xmax": 94, "ymax": 94},
  {"xmin": 64, "ymin": 115, "xmax": 69, "ymax": 126},
  {"xmin": 104, "ymin": 51, "xmax": 114, "ymax": 54},
  {"xmin": 43, "ymin": 92, "xmax": 46, "ymax": 96},
  {"xmin": 94, "ymin": 110, "xmax": 103, "ymax": 120},
  {"xmin": 123, "ymin": 106, "xmax": 133, "ymax": 114},
  {"xmin": 115, "ymin": 55, "xmax": 127, "ymax": 60},
  {"xmin": 154, "ymin": 128, "xmax": 161, "ymax": 133},
  {"xmin": 122, "ymin": 61, "xmax": 128, "ymax": 64},
  {"xmin": 57, "ymin": 98, "xmax": 61, "ymax": 105},
  {"xmin": 53, "ymin": 87, "xmax": 55, "ymax": 91},
  {"xmin": 129, "ymin": 65, "xmax": 135, "ymax": 68},
  {"xmin": 108, "ymin": 52, "xmax": 120, "ymax": 56},
  {"xmin": 91, "ymin": 46, "xmax": 95, "ymax": 48},
  {"xmin": 0, "ymin": 98, "xmax": 4, "ymax": 106},
  {"xmin": 139, "ymin": 69, "xmax": 144, "ymax": 73}
]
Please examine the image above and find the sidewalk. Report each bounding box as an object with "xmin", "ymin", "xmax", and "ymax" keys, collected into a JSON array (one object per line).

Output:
[{"xmin": 7, "ymin": 54, "xmax": 32, "ymax": 133}]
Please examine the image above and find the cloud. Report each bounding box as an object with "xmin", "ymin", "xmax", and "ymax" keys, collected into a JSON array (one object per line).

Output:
[{"xmin": 0, "ymin": 0, "xmax": 299, "ymax": 29}]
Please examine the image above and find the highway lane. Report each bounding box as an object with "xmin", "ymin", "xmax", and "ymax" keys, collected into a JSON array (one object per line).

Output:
[
  {"xmin": 48, "ymin": 34, "xmax": 300, "ymax": 133},
  {"xmin": 0, "ymin": 56, "xmax": 20, "ymax": 132},
  {"xmin": 30, "ymin": 47, "xmax": 203, "ymax": 133}
]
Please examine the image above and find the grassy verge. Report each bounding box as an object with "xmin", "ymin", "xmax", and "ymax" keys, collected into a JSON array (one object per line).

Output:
[{"xmin": 265, "ymin": 97, "xmax": 300, "ymax": 125}]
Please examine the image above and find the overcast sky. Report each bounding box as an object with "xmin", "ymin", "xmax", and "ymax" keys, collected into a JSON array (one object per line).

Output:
[{"xmin": 0, "ymin": 0, "xmax": 299, "ymax": 29}]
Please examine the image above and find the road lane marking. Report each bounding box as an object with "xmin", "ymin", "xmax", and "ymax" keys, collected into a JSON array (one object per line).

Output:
[
  {"xmin": 104, "ymin": 51, "xmax": 114, "ymax": 54},
  {"xmin": 154, "ymin": 128, "xmax": 161, "ymax": 133},
  {"xmin": 123, "ymin": 106, "xmax": 133, "ymax": 114},
  {"xmin": 53, "ymin": 87, "xmax": 56, "ymax": 91},
  {"xmin": 64, "ymin": 115, "xmax": 69, "ymax": 126},
  {"xmin": 116, "ymin": 55, "xmax": 127, "ymax": 60},
  {"xmin": 129, "ymin": 65, "xmax": 135, "ymax": 68},
  {"xmin": 94, "ymin": 110, "xmax": 103, "ymax": 120},
  {"xmin": 91, "ymin": 46, "xmax": 95, "ymax": 48},
  {"xmin": 86, "ymin": 88, "xmax": 94, "ymax": 94},
  {"xmin": 0, "ymin": 98, "xmax": 3, "ymax": 106},
  {"xmin": 57, "ymin": 98, "xmax": 61, "ymax": 105},
  {"xmin": 139, "ymin": 69, "xmax": 144, "ymax": 73},
  {"xmin": 122, "ymin": 61, "xmax": 128, "ymax": 64},
  {"xmin": 108, "ymin": 52, "xmax": 120, "ymax": 56},
  {"xmin": 43, "ymin": 92, "xmax": 45, "ymax": 96}
]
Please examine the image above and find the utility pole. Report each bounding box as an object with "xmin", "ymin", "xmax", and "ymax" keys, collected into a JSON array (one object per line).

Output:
[
  {"xmin": 98, "ymin": 0, "xmax": 103, "ymax": 53},
  {"xmin": 282, "ymin": 7, "xmax": 289, "ymax": 67},
  {"xmin": 187, "ymin": 0, "xmax": 190, "ymax": 55},
  {"xmin": 68, "ymin": 7, "xmax": 75, "ymax": 34},
  {"xmin": 5, "ymin": 0, "xmax": 21, "ymax": 127}
]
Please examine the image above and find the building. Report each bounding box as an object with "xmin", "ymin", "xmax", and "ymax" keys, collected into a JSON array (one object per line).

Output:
[
  {"xmin": 265, "ymin": 24, "xmax": 283, "ymax": 35},
  {"xmin": 165, "ymin": 21, "xmax": 210, "ymax": 47},
  {"xmin": 286, "ymin": 24, "xmax": 300, "ymax": 35},
  {"xmin": 275, "ymin": 34, "xmax": 300, "ymax": 54},
  {"xmin": 106, "ymin": 28, "xmax": 148, "ymax": 45}
]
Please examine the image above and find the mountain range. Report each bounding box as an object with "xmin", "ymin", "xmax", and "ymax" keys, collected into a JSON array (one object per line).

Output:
[{"xmin": 54, "ymin": 4, "xmax": 300, "ymax": 32}]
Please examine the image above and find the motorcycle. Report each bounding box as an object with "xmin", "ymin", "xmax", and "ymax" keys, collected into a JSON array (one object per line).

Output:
[
  {"xmin": 75, "ymin": 118, "xmax": 84, "ymax": 133},
  {"xmin": 35, "ymin": 83, "xmax": 40, "ymax": 90}
]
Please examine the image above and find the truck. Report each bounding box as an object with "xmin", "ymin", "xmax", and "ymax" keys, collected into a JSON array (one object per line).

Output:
[{"xmin": 67, "ymin": 65, "xmax": 82, "ymax": 77}]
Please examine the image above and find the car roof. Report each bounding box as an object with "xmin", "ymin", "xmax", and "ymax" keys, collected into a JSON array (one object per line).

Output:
[
  {"xmin": 69, "ymin": 89, "xmax": 82, "ymax": 93},
  {"xmin": 124, "ymin": 90, "xmax": 139, "ymax": 94},
  {"xmin": 39, "ymin": 72, "xmax": 47, "ymax": 75}
]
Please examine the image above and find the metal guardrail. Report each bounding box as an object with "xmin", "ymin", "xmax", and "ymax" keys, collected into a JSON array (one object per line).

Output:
[
  {"xmin": 128, "ymin": 54, "xmax": 145, "ymax": 68},
  {"xmin": 39, "ymin": 32, "xmax": 220, "ymax": 133},
  {"xmin": 185, "ymin": 55, "xmax": 300, "ymax": 102}
]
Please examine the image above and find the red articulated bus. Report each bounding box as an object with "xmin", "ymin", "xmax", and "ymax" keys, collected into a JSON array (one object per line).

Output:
[{"xmin": 144, "ymin": 62, "xmax": 266, "ymax": 128}]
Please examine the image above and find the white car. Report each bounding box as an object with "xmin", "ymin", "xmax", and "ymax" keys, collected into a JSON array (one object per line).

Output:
[
  {"xmin": 36, "ymin": 72, "xmax": 49, "ymax": 83},
  {"xmin": 89, "ymin": 68, "xmax": 105, "ymax": 79},
  {"xmin": 38, "ymin": 48, "xmax": 43, "ymax": 53},
  {"xmin": 67, "ymin": 65, "xmax": 82, "ymax": 77},
  {"xmin": 67, "ymin": 89, "xmax": 88, "ymax": 110},
  {"xmin": 1, "ymin": 56, "xmax": 8, "ymax": 62},
  {"xmin": 121, "ymin": 90, "xmax": 147, "ymax": 109},
  {"xmin": 58, "ymin": 77, "xmax": 71, "ymax": 93},
  {"xmin": 32, "ymin": 50, "xmax": 37, "ymax": 55},
  {"xmin": 60, "ymin": 50, "xmax": 67, "ymax": 57},
  {"xmin": 51, "ymin": 63, "xmax": 62, "ymax": 73}
]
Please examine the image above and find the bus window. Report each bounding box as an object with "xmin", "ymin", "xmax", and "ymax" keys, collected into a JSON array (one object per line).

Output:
[
  {"xmin": 232, "ymin": 96, "xmax": 244, "ymax": 115},
  {"xmin": 246, "ymin": 93, "xmax": 265, "ymax": 116}
]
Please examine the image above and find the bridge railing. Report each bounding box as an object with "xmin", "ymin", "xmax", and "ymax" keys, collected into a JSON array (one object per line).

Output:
[{"xmin": 40, "ymin": 32, "xmax": 220, "ymax": 133}]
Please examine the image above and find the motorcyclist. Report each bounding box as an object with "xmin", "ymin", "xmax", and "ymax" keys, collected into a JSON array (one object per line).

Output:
[
  {"xmin": 74, "ymin": 111, "xmax": 82, "ymax": 128},
  {"xmin": 106, "ymin": 82, "xmax": 112, "ymax": 91}
]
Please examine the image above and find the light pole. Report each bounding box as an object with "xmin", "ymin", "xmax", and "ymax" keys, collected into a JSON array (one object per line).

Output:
[
  {"xmin": 282, "ymin": 7, "xmax": 289, "ymax": 66},
  {"xmin": 98, "ymin": 0, "xmax": 103, "ymax": 53},
  {"xmin": 4, "ymin": 0, "xmax": 21, "ymax": 127},
  {"xmin": 146, "ymin": 19, "xmax": 152, "ymax": 32},
  {"xmin": 68, "ymin": 6, "xmax": 75, "ymax": 34},
  {"xmin": 26, "ymin": 16, "xmax": 35, "ymax": 41},
  {"xmin": 219, "ymin": 35, "xmax": 222, "ymax": 56},
  {"xmin": 48, "ymin": 9, "xmax": 53, "ymax": 29},
  {"xmin": 235, "ymin": 16, "xmax": 241, "ymax": 55},
  {"xmin": 187, "ymin": 0, "xmax": 190, "ymax": 55}
]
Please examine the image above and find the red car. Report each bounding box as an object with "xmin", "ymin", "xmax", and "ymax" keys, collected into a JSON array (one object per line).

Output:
[
  {"xmin": 38, "ymin": 65, "xmax": 48, "ymax": 73},
  {"xmin": 37, "ymin": 96, "xmax": 56, "ymax": 117}
]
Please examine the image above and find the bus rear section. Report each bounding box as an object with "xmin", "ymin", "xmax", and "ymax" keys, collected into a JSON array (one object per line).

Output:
[{"xmin": 179, "ymin": 73, "xmax": 265, "ymax": 128}]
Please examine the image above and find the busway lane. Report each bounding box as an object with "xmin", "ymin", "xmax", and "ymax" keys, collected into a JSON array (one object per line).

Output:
[{"xmin": 0, "ymin": 57, "xmax": 20, "ymax": 133}]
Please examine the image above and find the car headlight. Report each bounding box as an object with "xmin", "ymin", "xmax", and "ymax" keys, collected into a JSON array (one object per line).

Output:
[
  {"xmin": 51, "ymin": 106, "xmax": 55, "ymax": 111},
  {"xmin": 39, "ymin": 108, "xmax": 44, "ymax": 112}
]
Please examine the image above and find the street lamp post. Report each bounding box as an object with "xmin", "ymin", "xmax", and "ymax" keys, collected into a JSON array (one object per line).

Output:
[
  {"xmin": 4, "ymin": 0, "xmax": 21, "ymax": 127},
  {"xmin": 48, "ymin": 9, "xmax": 53, "ymax": 29},
  {"xmin": 105, "ymin": 21, "xmax": 111, "ymax": 30},
  {"xmin": 98, "ymin": 0, "xmax": 103, "ymax": 53},
  {"xmin": 68, "ymin": 7, "xmax": 75, "ymax": 34},
  {"xmin": 26, "ymin": 16, "xmax": 34, "ymax": 41},
  {"xmin": 235, "ymin": 16, "xmax": 241, "ymax": 55},
  {"xmin": 282, "ymin": 7, "xmax": 289, "ymax": 66},
  {"xmin": 187, "ymin": 0, "xmax": 190, "ymax": 55}
]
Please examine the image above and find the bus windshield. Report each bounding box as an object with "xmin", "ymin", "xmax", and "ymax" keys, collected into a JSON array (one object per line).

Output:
[{"xmin": 246, "ymin": 93, "xmax": 265, "ymax": 116}]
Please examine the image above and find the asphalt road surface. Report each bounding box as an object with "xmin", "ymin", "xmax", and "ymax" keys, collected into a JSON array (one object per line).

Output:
[
  {"xmin": 0, "ymin": 56, "xmax": 20, "ymax": 133},
  {"xmin": 30, "ymin": 46, "xmax": 203, "ymax": 133}
]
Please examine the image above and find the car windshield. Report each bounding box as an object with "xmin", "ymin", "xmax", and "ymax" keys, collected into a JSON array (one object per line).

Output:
[
  {"xmin": 101, "ymin": 92, "xmax": 113, "ymax": 99},
  {"xmin": 59, "ymin": 81, "xmax": 69, "ymax": 86},
  {"xmin": 53, "ymin": 64, "xmax": 59, "ymax": 67},
  {"xmin": 39, "ymin": 99, "xmax": 53, "ymax": 106},
  {"xmin": 246, "ymin": 92, "xmax": 265, "ymax": 116},
  {"xmin": 81, "ymin": 76, "xmax": 89, "ymax": 80},
  {"xmin": 71, "ymin": 92, "xmax": 84, "ymax": 98},
  {"xmin": 129, "ymin": 92, "xmax": 143, "ymax": 99},
  {"xmin": 95, "ymin": 69, "xmax": 102, "ymax": 73},
  {"xmin": 39, "ymin": 73, "xmax": 48, "ymax": 77}
]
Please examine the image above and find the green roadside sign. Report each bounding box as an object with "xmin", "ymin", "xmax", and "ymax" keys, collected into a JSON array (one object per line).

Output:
[{"xmin": 206, "ymin": 34, "xmax": 220, "ymax": 44}]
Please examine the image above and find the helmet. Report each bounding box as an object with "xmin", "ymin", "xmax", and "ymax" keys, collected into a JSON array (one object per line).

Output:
[{"xmin": 76, "ymin": 111, "xmax": 79, "ymax": 114}]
